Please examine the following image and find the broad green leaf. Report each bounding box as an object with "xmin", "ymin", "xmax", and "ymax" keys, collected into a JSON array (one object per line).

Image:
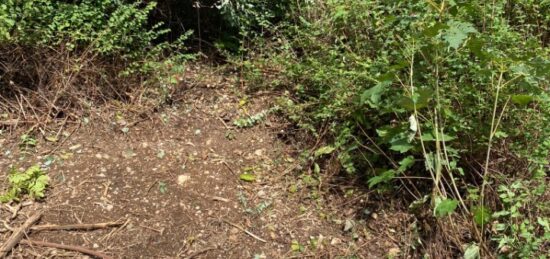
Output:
[
  {"xmin": 239, "ymin": 173, "xmax": 256, "ymax": 182},
  {"xmin": 463, "ymin": 244, "xmax": 480, "ymax": 259},
  {"xmin": 473, "ymin": 206, "xmax": 491, "ymax": 226},
  {"xmin": 389, "ymin": 138, "xmax": 414, "ymax": 153},
  {"xmin": 443, "ymin": 20, "xmax": 477, "ymax": 49},
  {"xmin": 511, "ymin": 95, "xmax": 534, "ymax": 106},
  {"xmin": 361, "ymin": 81, "xmax": 390, "ymax": 107},
  {"xmin": 398, "ymin": 88, "xmax": 433, "ymax": 111},
  {"xmin": 434, "ymin": 198, "xmax": 458, "ymax": 218}
]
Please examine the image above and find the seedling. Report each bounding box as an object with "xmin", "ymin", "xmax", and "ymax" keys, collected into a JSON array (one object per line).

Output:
[{"xmin": 0, "ymin": 165, "xmax": 49, "ymax": 203}]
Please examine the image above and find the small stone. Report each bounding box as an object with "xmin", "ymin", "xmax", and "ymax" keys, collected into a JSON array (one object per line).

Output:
[
  {"xmin": 254, "ymin": 149, "xmax": 265, "ymax": 157},
  {"xmin": 330, "ymin": 238, "xmax": 342, "ymax": 245},
  {"xmin": 388, "ymin": 247, "xmax": 400, "ymax": 257},
  {"xmin": 177, "ymin": 175, "xmax": 191, "ymax": 186}
]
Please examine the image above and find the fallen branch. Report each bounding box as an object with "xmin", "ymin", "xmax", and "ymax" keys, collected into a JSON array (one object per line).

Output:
[
  {"xmin": 20, "ymin": 240, "xmax": 112, "ymax": 259},
  {"xmin": 0, "ymin": 211, "xmax": 43, "ymax": 258},
  {"xmin": 31, "ymin": 221, "xmax": 124, "ymax": 232},
  {"xmin": 222, "ymin": 220, "xmax": 267, "ymax": 243}
]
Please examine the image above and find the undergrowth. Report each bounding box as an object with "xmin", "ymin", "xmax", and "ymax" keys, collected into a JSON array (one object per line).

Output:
[
  {"xmin": 0, "ymin": 0, "xmax": 193, "ymax": 125},
  {"xmin": 239, "ymin": 0, "xmax": 550, "ymax": 257}
]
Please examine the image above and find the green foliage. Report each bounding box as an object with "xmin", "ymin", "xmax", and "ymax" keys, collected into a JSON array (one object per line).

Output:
[
  {"xmin": 1, "ymin": 0, "xmax": 169, "ymax": 58},
  {"xmin": 233, "ymin": 106, "xmax": 279, "ymax": 128},
  {"xmin": 19, "ymin": 134, "xmax": 37, "ymax": 151},
  {"xmin": 491, "ymin": 180, "xmax": 549, "ymax": 258},
  {"xmin": 218, "ymin": 0, "xmax": 291, "ymax": 37},
  {"xmin": 434, "ymin": 198, "xmax": 459, "ymax": 218},
  {"xmin": 243, "ymin": 0, "xmax": 549, "ymax": 256},
  {"xmin": 0, "ymin": 165, "xmax": 49, "ymax": 203}
]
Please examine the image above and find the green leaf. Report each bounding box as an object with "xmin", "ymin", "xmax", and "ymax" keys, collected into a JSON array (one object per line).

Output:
[
  {"xmin": 239, "ymin": 173, "xmax": 256, "ymax": 182},
  {"xmin": 158, "ymin": 181, "xmax": 167, "ymax": 194},
  {"xmin": 314, "ymin": 146, "xmax": 335, "ymax": 157},
  {"xmin": 398, "ymin": 156, "xmax": 415, "ymax": 172},
  {"xmin": 389, "ymin": 138, "xmax": 413, "ymax": 153},
  {"xmin": 463, "ymin": 244, "xmax": 480, "ymax": 259},
  {"xmin": 368, "ymin": 169, "xmax": 396, "ymax": 188},
  {"xmin": 434, "ymin": 198, "xmax": 458, "ymax": 218},
  {"xmin": 511, "ymin": 95, "xmax": 534, "ymax": 106},
  {"xmin": 291, "ymin": 240, "xmax": 304, "ymax": 252},
  {"xmin": 421, "ymin": 132, "xmax": 456, "ymax": 142},
  {"xmin": 473, "ymin": 206, "xmax": 491, "ymax": 226},
  {"xmin": 398, "ymin": 88, "xmax": 433, "ymax": 111},
  {"xmin": 422, "ymin": 22, "xmax": 448, "ymax": 37},
  {"xmin": 443, "ymin": 20, "xmax": 477, "ymax": 49},
  {"xmin": 361, "ymin": 81, "xmax": 390, "ymax": 107}
]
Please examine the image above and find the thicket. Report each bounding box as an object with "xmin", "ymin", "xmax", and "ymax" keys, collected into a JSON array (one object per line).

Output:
[
  {"xmin": 239, "ymin": 0, "xmax": 550, "ymax": 257},
  {"xmin": 0, "ymin": 0, "xmax": 191, "ymax": 122}
]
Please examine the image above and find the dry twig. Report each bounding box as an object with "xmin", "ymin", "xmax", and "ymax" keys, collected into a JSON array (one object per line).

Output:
[
  {"xmin": 221, "ymin": 220, "xmax": 267, "ymax": 243},
  {"xmin": 20, "ymin": 240, "xmax": 113, "ymax": 259},
  {"xmin": 30, "ymin": 221, "xmax": 124, "ymax": 232},
  {"xmin": 0, "ymin": 211, "xmax": 43, "ymax": 258}
]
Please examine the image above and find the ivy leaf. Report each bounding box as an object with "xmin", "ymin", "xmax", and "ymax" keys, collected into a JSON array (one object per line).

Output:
[
  {"xmin": 443, "ymin": 20, "xmax": 477, "ymax": 49},
  {"xmin": 434, "ymin": 198, "xmax": 458, "ymax": 218}
]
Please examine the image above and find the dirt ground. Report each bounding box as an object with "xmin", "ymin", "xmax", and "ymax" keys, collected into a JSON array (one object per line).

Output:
[{"xmin": 0, "ymin": 65, "xmax": 413, "ymax": 258}]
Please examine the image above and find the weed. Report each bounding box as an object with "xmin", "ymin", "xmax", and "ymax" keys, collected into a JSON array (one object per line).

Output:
[{"xmin": 0, "ymin": 165, "xmax": 49, "ymax": 203}]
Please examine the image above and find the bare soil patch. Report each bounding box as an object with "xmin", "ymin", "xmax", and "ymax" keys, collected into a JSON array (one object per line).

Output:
[{"xmin": 0, "ymin": 65, "xmax": 411, "ymax": 258}]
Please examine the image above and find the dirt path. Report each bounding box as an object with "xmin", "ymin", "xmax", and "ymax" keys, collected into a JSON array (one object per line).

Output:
[{"xmin": 0, "ymin": 66, "xmax": 407, "ymax": 258}]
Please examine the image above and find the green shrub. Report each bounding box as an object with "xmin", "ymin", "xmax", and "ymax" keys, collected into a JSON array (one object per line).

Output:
[
  {"xmin": 0, "ymin": 0, "xmax": 192, "ymax": 107},
  {"xmin": 247, "ymin": 0, "xmax": 549, "ymax": 256},
  {"xmin": 1, "ymin": 0, "xmax": 170, "ymax": 58}
]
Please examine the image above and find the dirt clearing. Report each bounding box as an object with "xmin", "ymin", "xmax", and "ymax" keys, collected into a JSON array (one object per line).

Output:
[{"xmin": 0, "ymin": 65, "xmax": 410, "ymax": 258}]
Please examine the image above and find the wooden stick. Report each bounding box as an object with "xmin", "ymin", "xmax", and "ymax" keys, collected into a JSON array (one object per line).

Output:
[
  {"xmin": 31, "ymin": 221, "xmax": 123, "ymax": 232},
  {"xmin": 222, "ymin": 220, "xmax": 267, "ymax": 243},
  {"xmin": 20, "ymin": 240, "xmax": 113, "ymax": 259},
  {"xmin": 0, "ymin": 211, "xmax": 43, "ymax": 258}
]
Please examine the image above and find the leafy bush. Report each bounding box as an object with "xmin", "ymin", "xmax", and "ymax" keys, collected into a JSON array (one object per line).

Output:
[
  {"xmin": 245, "ymin": 0, "xmax": 549, "ymax": 256},
  {"xmin": 0, "ymin": 0, "xmax": 192, "ymax": 115},
  {"xmin": 1, "ymin": 0, "xmax": 169, "ymax": 58}
]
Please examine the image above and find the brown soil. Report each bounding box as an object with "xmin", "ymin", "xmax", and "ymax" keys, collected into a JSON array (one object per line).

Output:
[{"xmin": 0, "ymin": 65, "xmax": 412, "ymax": 258}]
